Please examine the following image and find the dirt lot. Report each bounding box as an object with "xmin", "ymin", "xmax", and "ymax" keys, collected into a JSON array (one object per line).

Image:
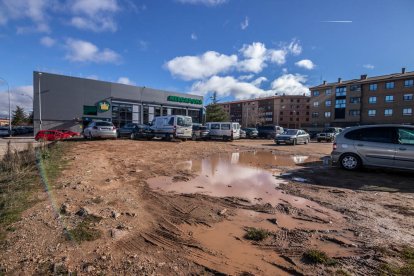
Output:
[{"xmin": 1, "ymin": 139, "xmax": 413, "ymax": 275}]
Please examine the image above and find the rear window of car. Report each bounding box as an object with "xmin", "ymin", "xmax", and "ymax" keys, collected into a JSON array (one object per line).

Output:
[
  {"xmin": 345, "ymin": 127, "xmax": 395, "ymax": 143},
  {"xmin": 95, "ymin": 122, "xmax": 113, "ymax": 126},
  {"xmin": 210, "ymin": 124, "xmax": 220, "ymax": 129},
  {"xmin": 221, "ymin": 124, "xmax": 230, "ymax": 130}
]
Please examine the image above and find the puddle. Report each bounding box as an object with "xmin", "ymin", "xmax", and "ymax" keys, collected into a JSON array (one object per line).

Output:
[{"xmin": 148, "ymin": 151, "xmax": 342, "ymax": 221}]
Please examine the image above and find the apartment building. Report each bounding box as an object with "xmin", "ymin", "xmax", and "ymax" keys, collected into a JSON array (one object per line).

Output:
[
  {"xmin": 310, "ymin": 68, "xmax": 414, "ymax": 128},
  {"xmin": 219, "ymin": 95, "xmax": 310, "ymax": 129}
]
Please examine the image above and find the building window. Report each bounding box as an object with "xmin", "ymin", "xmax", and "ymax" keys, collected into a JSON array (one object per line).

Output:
[
  {"xmin": 385, "ymin": 95, "xmax": 394, "ymax": 102},
  {"xmin": 312, "ymin": 112, "xmax": 319, "ymax": 118},
  {"xmin": 335, "ymin": 99, "xmax": 346, "ymax": 108},
  {"xmin": 325, "ymin": 100, "xmax": 331, "ymax": 107},
  {"xmin": 350, "ymin": 97, "xmax": 361, "ymax": 104},
  {"xmin": 313, "ymin": 91, "xmax": 320, "ymax": 96},
  {"xmin": 404, "ymin": 94, "xmax": 413, "ymax": 101},
  {"xmin": 369, "ymin": 84, "xmax": 377, "ymax": 91},
  {"xmin": 384, "ymin": 109, "xmax": 393, "ymax": 116},
  {"xmin": 349, "ymin": 110, "xmax": 360, "ymax": 116},
  {"xmin": 403, "ymin": 108, "xmax": 413, "ymax": 116},
  {"xmin": 405, "ymin": 79, "xmax": 414, "ymax": 87},
  {"xmin": 324, "ymin": 112, "xmax": 331, "ymax": 118},
  {"xmin": 325, "ymin": 89, "xmax": 331, "ymax": 95},
  {"xmin": 386, "ymin": 82, "xmax": 395, "ymax": 89},
  {"xmin": 369, "ymin": 96, "xmax": 377, "ymax": 104},
  {"xmin": 335, "ymin": 86, "xmax": 346, "ymax": 96},
  {"xmin": 368, "ymin": 110, "xmax": 376, "ymax": 117},
  {"xmin": 313, "ymin": 101, "xmax": 319, "ymax": 107}
]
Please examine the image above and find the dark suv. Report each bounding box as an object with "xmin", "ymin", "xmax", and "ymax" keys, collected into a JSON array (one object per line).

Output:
[
  {"xmin": 257, "ymin": 125, "xmax": 284, "ymax": 139},
  {"xmin": 192, "ymin": 124, "xmax": 209, "ymax": 141}
]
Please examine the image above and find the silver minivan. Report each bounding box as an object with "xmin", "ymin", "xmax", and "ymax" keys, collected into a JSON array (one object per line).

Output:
[
  {"xmin": 332, "ymin": 125, "xmax": 414, "ymax": 171},
  {"xmin": 151, "ymin": 115, "xmax": 193, "ymax": 140},
  {"xmin": 206, "ymin": 122, "xmax": 240, "ymax": 140}
]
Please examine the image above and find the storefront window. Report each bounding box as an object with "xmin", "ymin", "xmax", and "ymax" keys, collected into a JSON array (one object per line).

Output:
[
  {"xmin": 188, "ymin": 109, "xmax": 201, "ymax": 123},
  {"xmin": 112, "ymin": 103, "xmax": 133, "ymax": 128}
]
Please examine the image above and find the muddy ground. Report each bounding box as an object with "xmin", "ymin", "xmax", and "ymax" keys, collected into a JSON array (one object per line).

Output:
[{"xmin": 1, "ymin": 139, "xmax": 413, "ymax": 275}]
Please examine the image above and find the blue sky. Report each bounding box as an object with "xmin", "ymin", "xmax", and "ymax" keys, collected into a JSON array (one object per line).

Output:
[{"xmin": 0, "ymin": 0, "xmax": 414, "ymax": 116}]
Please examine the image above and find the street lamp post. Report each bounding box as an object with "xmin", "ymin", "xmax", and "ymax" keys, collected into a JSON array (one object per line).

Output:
[
  {"xmin": 38, "ymin": 72, "xmax": 42, "ymax": 130},
  {"xmin": 0, "ymin": 77, "xmax": 11, "ymax": 137}
]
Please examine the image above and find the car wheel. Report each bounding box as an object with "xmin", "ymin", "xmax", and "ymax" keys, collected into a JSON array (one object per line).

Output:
[
  {"xmin": 304, "ymin": 139, "xmax": 309, "ymax": 144},
  {"xmin": 276, "ymin": 141, "xmax": 280, "ymax": 145},
  {"xmin": 340, "ymin": 153, "xmax": 361, "ymax": 171},
  {"xmin": 192, "ymin": 134, "xmax": 197, "ymax": 141},
  {"xmin": 317, "ymin": 139, "xmax": 321, "ymax": 142}
]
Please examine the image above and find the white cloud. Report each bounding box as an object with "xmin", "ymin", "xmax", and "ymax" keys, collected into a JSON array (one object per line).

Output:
[
  {"xmin": 176, "ymin": 0, "xmax": 228, "ymax": 6},
  {"xmin": 295, "ymin": 59, "xmax": 315, "ymax": 70},
  {"xmin": 237, "ymin": 42, "xmax": 267, "ymax": 73},
  {"xmin": 238, "ymin": 74, "xmax": 255, "ymax": 81},
  {"xmin": 363, "ymin": 64, "xmax": 375, "ymax": 69},
  {"xmin": 0, "ymin": 0, "xmax": 52, "ymax": 33},
  {"xmin": 165, "ymin": 51, "xmax": 238, "ymax": 80},
  {"xmin": 0, "ymin": 85, "xmax": 33, "ymax": 117},
  {"xmin": 64, "ymin": 38, "xmax": 121, "ymax": 64},
  {"xmin": 117, "ymin": 77, "xmax": 135, "ymax": 85},
  {"xmin": 271, "ymin": 74, "xmax": 310, "ymax": 96},
  {"xmin": 240, "ymin": 16, "xmax": 249, "ymax": 30},
  {"xmin": 191, "ymin": 33, "xmax": 198, "ymax": 40},
  {"xmin": 40, "ymin": 36, "xmax": 55, "ymax": 47},
  {"xmin": 288, "ymin": 39, "xmax": 302, "ymax": 55},
  {"xmin": 69, "ymin": 0, "xmax": 120, "ymax": 32},
  {"xmin": 191, "ymin": 76, "xmax": 270, "ymax": 100},
  {"xmin": 268, "ymin": 49, "xmax": 287, "ymax": 65},
  {"xmin": 251, "ymin": 77, "xmax": 267, "ymax": 87}
]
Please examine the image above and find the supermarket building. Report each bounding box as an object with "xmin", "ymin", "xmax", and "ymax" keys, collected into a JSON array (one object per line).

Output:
[{"xmin": 32, "ymin": 72, "xmax": 204, "ymax": 133}]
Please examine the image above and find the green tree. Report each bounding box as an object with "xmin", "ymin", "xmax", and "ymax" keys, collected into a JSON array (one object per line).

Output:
[
  {"xmin": 11, "ymin": 106, "xmax": 27, "ymax": 126},
  {"xmin": 205, "ymin": 104, "xmax": 229, "ymax": 122},
  {"xmin": 27, "ymin": 111, "xmax": 33, "ymax": 125}
]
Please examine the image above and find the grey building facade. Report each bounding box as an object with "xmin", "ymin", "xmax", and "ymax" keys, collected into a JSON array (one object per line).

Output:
[{"xmin": 33, "ymin": 72, "xmax": 204, "ymax": 133}]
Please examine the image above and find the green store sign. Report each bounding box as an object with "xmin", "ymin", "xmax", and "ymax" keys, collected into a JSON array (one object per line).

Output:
[
  {"xmin": 97, "ymin": 100, "xmax": 111, "ymax": 112},
  {"xmin": 167, "ymin": 95, "xmax": 202, "ymax": 105}
]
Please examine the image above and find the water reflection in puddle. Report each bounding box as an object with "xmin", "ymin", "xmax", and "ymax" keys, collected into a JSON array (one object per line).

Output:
[{"xmin": 148, "ymin": 151, "xmax": 324, "ymax": 207}]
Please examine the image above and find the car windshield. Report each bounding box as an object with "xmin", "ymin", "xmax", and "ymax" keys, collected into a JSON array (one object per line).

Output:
[
  {"xmin": 95, "ymin": 122, "xmax": 113, "ymax": 126},
  {"xmin": 177, "ymin": 116, "xmax": 192, "ymax": 127},
  {"xmin": 283, "ymin": 129, "xmax": 298, "ymax": 135}
]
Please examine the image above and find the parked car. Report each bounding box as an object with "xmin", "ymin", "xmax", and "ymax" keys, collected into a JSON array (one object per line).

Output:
[
  {"xmin": 57, "ymin": 129, "xmax": 80, "ymax": 137},
  {"xmin": 206, "ymin": 122, "xmax": 241, "ymax": 140},
  {"xmin": 83, "ymin": 121, "xmax": 117, "ymax": 139},
  {"xmin": 35, "ymin": 130, "xmax": 71, "ymax": 141},
  {"xmin": 332, "ymin": 125, "xmax": 414, "ymax": 171},
  {"xmin": 131, "ymin": 124, "xmax": 154, "ymax": 140},
  {"xmin": 117, "ymin": 123, "xmax": 140, "ymax": 138},
  {"xmin": 191, "ymin": 124, "xmax": 209, "ymax": 141},
  {"xmin": 151, "ymin": 115, "xmax": 193, "ymax": 140},
  {"xmin": 240, "ymin": 129, "xmax": 247, "ymax": 139},
  {"xmin": 257, "ymin": 125, "xmax": 284, "ymax": 139},
  {"xmin": 0, "ymin": 127, "xmax": 10, "ymax": 137},
  {"xmin": 317, "ymin": 127, "xmax": 343, "ymax": 142},
  {"xmin": 13, "ymin": 126, "xmax": 27, "ymax": 135},
  {"xmin": 275, "ymin": 129, "xmax": 310, "ymax": 145},
  {"xmin": 242, "ymin": 128, "xmax": 258, "ymax": 139}
]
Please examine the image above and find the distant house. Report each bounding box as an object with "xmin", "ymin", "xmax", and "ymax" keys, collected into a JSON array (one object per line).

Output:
[{"xmin": 0, "ymin": 118, "xmax": 9, "ymax": 126}]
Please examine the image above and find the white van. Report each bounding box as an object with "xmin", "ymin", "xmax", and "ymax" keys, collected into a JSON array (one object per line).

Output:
[
  {"xmin": 151, "ymin": 115, "xmax": 193, "ymax": 140},
  {"xmin": 206, "ymin": 122, "xmax": 241, "ymax": 140}
]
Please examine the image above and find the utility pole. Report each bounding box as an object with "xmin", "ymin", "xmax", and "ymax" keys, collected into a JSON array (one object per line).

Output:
[
  {"xmin": 38, "ymin": 72, "xmax": 42, "ymax": 130},
  {"xmin": 0, "ymin": 77, "xmax": 11, "ymax": 136}
]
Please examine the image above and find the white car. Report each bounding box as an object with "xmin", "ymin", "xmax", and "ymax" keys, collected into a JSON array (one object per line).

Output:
[
  {"xmin": 83, "ymin": 121, "xmax": 117, "ymax": 139},
  {"xmin": 151, "ymin": 115, "xmax": 193, "ymax": 140},
  {"xmin": 206, "ymin": 122, "xmax": 241, "ymax": 140}
]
